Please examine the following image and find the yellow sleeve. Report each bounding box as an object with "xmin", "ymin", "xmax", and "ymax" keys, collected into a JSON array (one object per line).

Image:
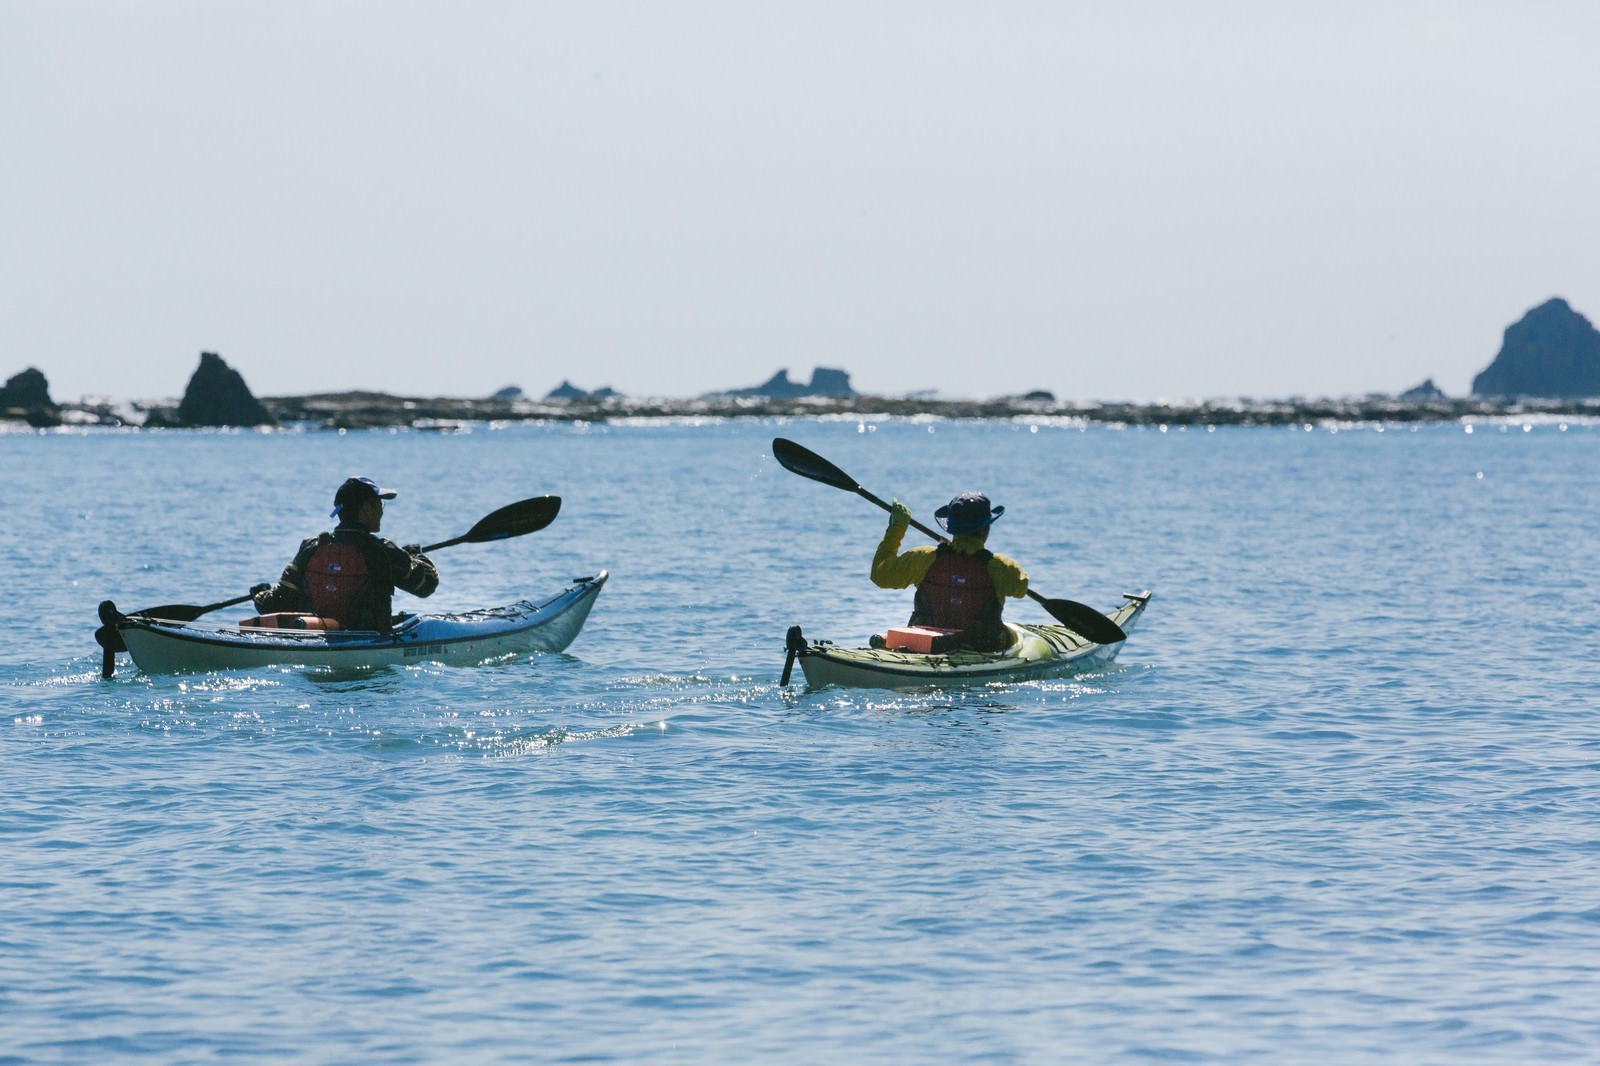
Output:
[
  {"xmin": 871, "ymin": 524, "xmax": 936, "ymax": 588},
  {"xmin": 987, "ymin": 553, "xmax": 1030, "ymax": 599}
]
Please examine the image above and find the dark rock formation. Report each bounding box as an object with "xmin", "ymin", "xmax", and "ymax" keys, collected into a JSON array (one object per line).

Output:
[
  {"xmin": 724, "ymin": 369, "xmax": 801, "ymax": 399},
  {"xmin": 807, "ymin": 368, "xmax": 854, "ymax": 397},
  {"xmin": 723, "ymin": 367, "xmax": 856, "ymax": 399},
  {"xmin": 1399, "ymin": 378, "xmax": 1446, "ymax": 400},
  {"xmin": 491, "ymin": 386, "xmax": 524, "ymax": 402},
  {"xmin": 0, "ymin": 367, "xmax": 62, "ymax": 427},
  {"xmin": 0, "ymin": 367, "xmax": 54, "ymax": 408},
  {"xmin": 545, "ymin": 381, "xmax": 619, "ymax": 401},
  {"xmin": 1472, "ymin": 298, "xmax": 1600, "ymax": 399},
  {"xmin": 177, "ymin": 352, "xmax": 275, "ymax": 427}
]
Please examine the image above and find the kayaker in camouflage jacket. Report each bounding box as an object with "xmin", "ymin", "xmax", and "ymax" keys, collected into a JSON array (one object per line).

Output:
[
  {"xmin": 252, "ymin": 476, "xmax": 439, "ymax": 632},
  {"xmin": 870, "ymin": 492, "xmax": 1028, "ymax": 652}
]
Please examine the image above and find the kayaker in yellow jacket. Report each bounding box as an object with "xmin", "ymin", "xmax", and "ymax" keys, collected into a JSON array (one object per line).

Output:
[{"xmin": 871, "ymin": 492, "xmax": 1028, "ymax": 652}]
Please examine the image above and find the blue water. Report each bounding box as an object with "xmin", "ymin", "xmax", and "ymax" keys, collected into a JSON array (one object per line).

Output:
[{"xmin": 4, "ymin": 417, "xmax": 1599, "ymax": 1063}]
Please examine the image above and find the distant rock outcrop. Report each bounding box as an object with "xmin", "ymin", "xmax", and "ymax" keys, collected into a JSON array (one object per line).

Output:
[
  {"xmin": 545, "ymin": 381, "xmax": 619, "ymax": 401},
  {"xmin": 1472, "ymin": 298, "xmax": 1600, "ymax": 399},
  {"xmin": 1399, "ymin": 378, "xmax": 1446, "ymax": 400},
  {"xmin": 724, "ymin": 367, "xmax": 856, "ymax": 399},
  {"xmin": 491, "ymin": 386, "xmax": 524, "ymax": 402},
  {"xmin": 810, "ymin": 368, "xmax": 854, "ymax": 397},
  {"xmin": 545, "ymin": 380, "xmax": 587, "ymax": 400},
  {"xmin": 177, "ymin": 352, "xmax": 275, "ymax": 427},
  {"xmin": 0, "ymin": 367, "xmax": 62, "ymax": 427}
]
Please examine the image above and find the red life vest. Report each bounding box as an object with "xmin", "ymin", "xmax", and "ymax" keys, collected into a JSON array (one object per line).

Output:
[
  {"xmin": 305, "ymin": 537, "xmax": 371, "ymax": 623},
  {"xmin": 912, "ymin": 545, "xmax": 999, "ymax": 633}
]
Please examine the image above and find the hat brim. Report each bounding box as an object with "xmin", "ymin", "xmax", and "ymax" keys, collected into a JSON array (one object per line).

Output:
[
  {"xmin": 331, "ymin": 481, "xmax": 397, "ymax": 518},
  {"xmin": 935, "ymin": 504, "xmax": 1003, "ymax": 535}
]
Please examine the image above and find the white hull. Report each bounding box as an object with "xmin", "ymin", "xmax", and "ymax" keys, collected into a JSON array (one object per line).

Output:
[
  {"xmin": 119, "ymin": 572, "xmax": 606, "ymax": 674},
  {"xmin": 791, "ymin": 591, "xmax": 1150, "ymax": 691}
]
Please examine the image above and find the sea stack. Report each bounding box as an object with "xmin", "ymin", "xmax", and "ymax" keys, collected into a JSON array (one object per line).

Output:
[
  {"xmin": 725, "ymin": 367, "xmax": 858, "ymax": 399},
  {"xmin": 805, "ymin": 368, "xmax": 855, "ymax": 398},
  {"xmin": 0, "ymin": 367, "xmax": 62, "ymax": 427},
  {"xmin": 1471, "ymin": 298, "xmax": 1600, "ymax": 399},
  {"xmin": 544, "ymin": 381, "xmax": 619, "ymax": 401},
  {"xmin": 1399, "ymin": 378, "xmax": 1446, "ymax": 400},
  {"xmin": 177, "ymin": 351, "xmax": 276, "ymax": 427},
  {"xmin": 545, "ymin": 380, "xmax": 589, "ymax": 400}
]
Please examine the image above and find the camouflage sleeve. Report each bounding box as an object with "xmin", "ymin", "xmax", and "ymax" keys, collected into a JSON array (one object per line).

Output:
[
  {"xmin": 381, "ymin": 539, "xmax": 440, "ymax": 600},
  {"xmin": 253, "ymin": 537, "xmax": 319, "ymax": 613}
]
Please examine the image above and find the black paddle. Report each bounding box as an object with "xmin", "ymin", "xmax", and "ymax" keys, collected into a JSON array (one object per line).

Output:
[
  {"xmin": 770, "ymin": 438, "xmax": 1127, "ymax": 645},
  {"xmin": 95, "ymin": 495, "xmax": 562, "ymax": 674}
]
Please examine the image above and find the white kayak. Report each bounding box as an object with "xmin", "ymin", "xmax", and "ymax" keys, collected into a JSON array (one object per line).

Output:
[
  {"xmin": 110, "ymin": 572, "xmax": 607, "ymax": 674},
  {"xmin": 783, "ymin": 591, "xmax": 1150, "ymax": 690}
]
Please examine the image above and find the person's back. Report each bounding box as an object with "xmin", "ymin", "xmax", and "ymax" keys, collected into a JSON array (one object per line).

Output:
[
  {"xmin": 253, "ymin": 476, "xmax": 440, "ymax": 631},
  {"xmin": 870, "ymin": 491, "xmax": 1028, "ymax": 652}
]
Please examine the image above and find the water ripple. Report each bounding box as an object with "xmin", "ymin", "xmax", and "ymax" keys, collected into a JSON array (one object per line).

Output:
[{"xmin": 4, "ymin": 422, "xmax": 1600, "ymax": 1062}]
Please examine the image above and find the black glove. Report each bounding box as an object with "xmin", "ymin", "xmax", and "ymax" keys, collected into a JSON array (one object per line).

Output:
[
  {"xmin": 250, "ymin": 583, "xmax": 271, "ymax": 596},
  {"xmin": 402, "ymin": 544, "xmax": 423, "ymax": 556}
]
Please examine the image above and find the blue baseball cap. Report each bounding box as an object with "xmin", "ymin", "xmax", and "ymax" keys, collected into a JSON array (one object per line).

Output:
[{"xmin": 331, "ymin": 476, "xmax": 397, "ymax": 517}]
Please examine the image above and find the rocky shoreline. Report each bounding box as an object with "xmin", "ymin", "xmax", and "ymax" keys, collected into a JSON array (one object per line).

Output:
[
  {"xmin": 23, "ymin": 389, "xmax": 1600, "ymax": 430},
  {"xmin": 10, "ymin": 295, "xmax": 1600, "ymax": 430}
]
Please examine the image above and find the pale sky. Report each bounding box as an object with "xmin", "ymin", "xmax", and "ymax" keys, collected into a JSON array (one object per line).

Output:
[{"xmin": 4, "ymin": 1, "xmax": 1598, "ymax": 403}]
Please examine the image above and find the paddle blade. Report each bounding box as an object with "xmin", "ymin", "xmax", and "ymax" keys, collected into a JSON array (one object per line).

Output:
[
  {"xmin": 1034, "ymin": 595, "xmax": 1127, "ymax": 644},
  {"xmin": 458, "ymin": 495, "xmax": 561, "ymax": 543},
  {"xmin": 127, "ymin": 603, "xmax": 213, "ymax": 623},
  {"xmin": 772, "ymin": 438, "xmax": 859, "ymax": 492}
]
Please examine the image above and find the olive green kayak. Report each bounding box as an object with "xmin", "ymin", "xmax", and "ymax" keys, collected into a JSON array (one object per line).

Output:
[{"xmin": 783, "ymin": 591, "xmax": 1150, "ymax": 690}]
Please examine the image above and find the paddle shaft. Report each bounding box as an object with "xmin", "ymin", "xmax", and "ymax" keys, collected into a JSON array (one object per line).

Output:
[
  {"xmin": 852, "ymin": 484, "xmax": 942, "ymax": 541},
  {"xmin": 174, "ymin": 592, "xmax": 255, "ymax": 617},
  {"xmin": 128, "ymin": 533, "xmax": 461, "ymax": 621}
]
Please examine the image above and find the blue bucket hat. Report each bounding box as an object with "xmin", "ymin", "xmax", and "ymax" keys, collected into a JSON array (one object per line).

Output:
[
  {"xmin": 935, "ymin": 492, "xmax": 1003, "ymax": 535},
  {"xmin": 331, "ymin": 475, "xmax": 397, "ymax": 518}
]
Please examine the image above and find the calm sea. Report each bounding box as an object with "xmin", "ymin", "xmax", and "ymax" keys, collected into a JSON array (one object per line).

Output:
[{"xmin": 3, "ymin": 417, "xmax": 1598, "ymax": 1063}]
